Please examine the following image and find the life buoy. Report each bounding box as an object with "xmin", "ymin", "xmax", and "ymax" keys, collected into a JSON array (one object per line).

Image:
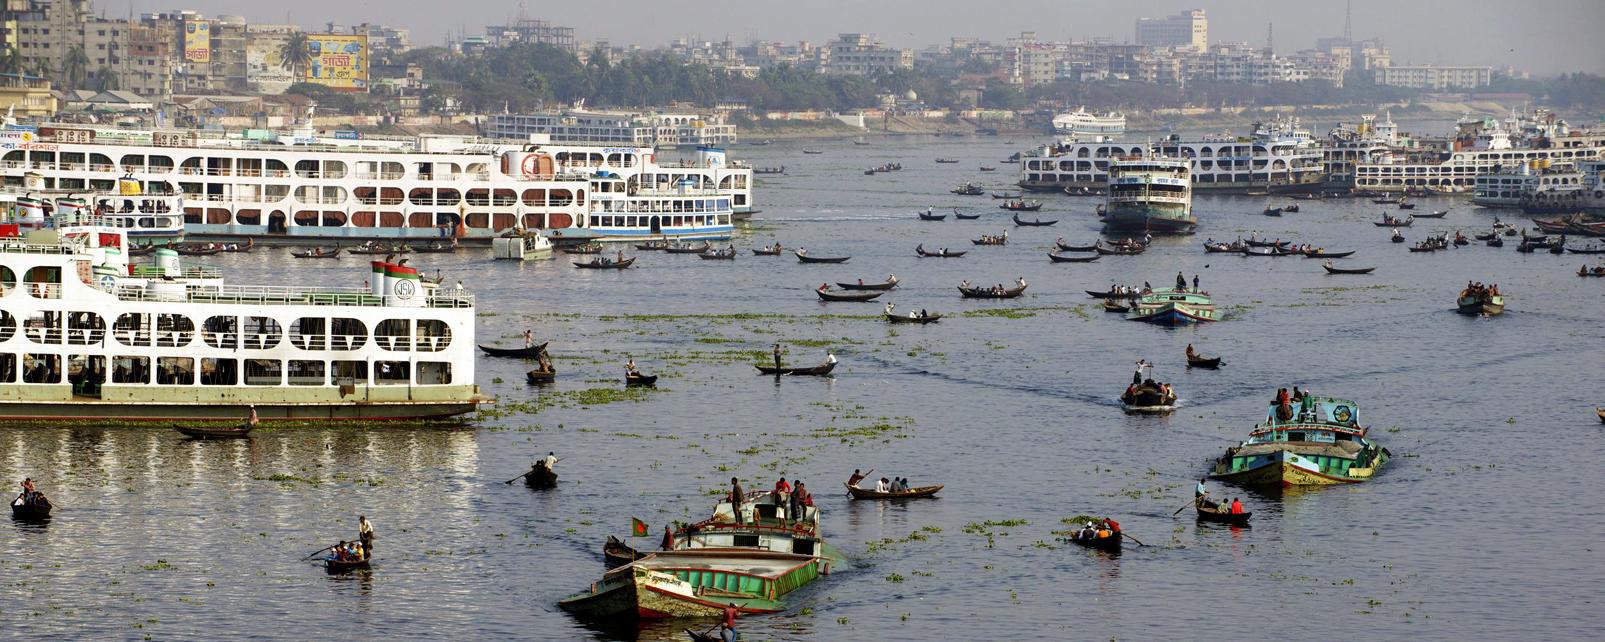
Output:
[{"xmin": 520, "ymin": 155, "xmax": 540, "ymax": 178}]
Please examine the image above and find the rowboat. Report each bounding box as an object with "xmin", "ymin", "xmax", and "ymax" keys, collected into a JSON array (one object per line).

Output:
[
  {"xmin": 1066, "ymin": 531, "xmax": 1122, "ymax": 553},
  {"xmin": 698, "ymin": 249, "xmax": 736, "ymax": 260},
  {"xmin": 1056, "ymin": 241, "xmax": 1097, "ymax": 252},
  {"xmin": 128, "ymin": 244, "xmax": 159, "ymax": 256},
  {"xmin": 970, "ymin": 236, "xmax": 1007, "ymax": 246},
  {"xmin": 795, "ymin": 252, "xmax": 850, "ymax": 264},
  {"xmin": 291, "ymin": 246, "xmax": 342, "ymax": 259},
  {"xmin": 1094, "ymin": 243, "xmax": 1145, "ymax": 256},
  {"xmin": 1011, "ymin": 213, "xmax": 1056, "ymax": 226},
  {"xmin": 562, "ymin": 243, "xmax": 604, "ymax": 254},
  {"xmin": 1002, "ymin": 201, "xmax": 1044, "ymax": 212},
  {"xmin": 687, "ymin": 630, "xmax": 721, "ymax": 642},
  {"xmin": 526, "ymin": 368, "xmax": 556, "ymax": 384},
  {"xmin": 1302, "ymin": 250, "xmax": 1355, "ymax": 258},
  {"xmin": 1196, "ymin": 504, "xmax": 1252, "ymax": 525},
  {"xmin": 1323, "ymin": 265, "xmax": 1376, "ymax": 275},
  {"xmin": 751, "ymin": 246, "xmax": 783, "ymax": 256},
  {"xmin": 625, "ymin": 373, "xmax": 658, "ymax": 386},
  {"xmin": 837, "ymin": 277, "xmax": 899, "ymax": 291},
  {"xmin": 958, "ymin": 284, "xmax": 1026, "ymax": 299},
  {"xmin": 174, "ymin": 423, "xmax": 253, "ymax": 439},
  {"xmin": 175, "ymin": 244, "xmax": 224, "ymax": 256},
  {"xmin": 1245, "ymin": 239, "xmax": 1289, "ymax": 248},
  {"xmin": 1241, "ymin": 246, "xmax": 1289, "ymax": 257},
  {"xmin": 605, "ymin": 535, "xmax": 648, "ymax": 570},
  {"xmin": 816, "ymin": 288, "xmax": 884, "ymax": 302},
  {"xmin": 10, "ymin": 495, "xmax": 51, "ymax": 520},
  {"xmin": 1186, "ymin": 354, "xmax": 1224, "ymax": 369},
  {"xmin": 844, "ymin": 482, "xmax": 943, "ymax": 499},
  {"xmin": 1047, "ymin": 253, "xmax": 1100, "ymax": 263},
  {"xmin": 1374, "ymin": 216, "xmax": 1414, "ymax": 227},
  {"xmin": 347, "ymin": 242, "xmax": 408, "ymax": 255},
  {"xmin": 324, "ymin": 554, "xmax": 371, "ymax": 573},
  {"xmin": 574, "ymin": 257, "xmax": 636, "ymax": 269},
  {"xmin": 1103, "ymin": 299, "xmax": 1130, "ymax": 313},
  {"xmin": 525, "ymin": 466, "xmax": 559, "ymax": 489},
  {"xmin": 1121, "ymin": 385, "xmax": 1177, "ymax": 414},
  {"xmin": 918, "ymin": 211, "xmax": 947, "ymax": 221},
  {"xmin": 755, "ymin": 362, "xmax": 836, "ymax": 376},
  {"xmin": 635, "ymin": 240, "xmax": 670, "ymax": 251},
  {"xmin": 953, "ymin": 211, "xmax": 982, "ymax": 220},
  {"xmin": 664, "ymin": 242, "xmax": 713, "ymax": 254},
  {"xmin": 1456, "ymin": 292, "xmax": 1505, "ymax": 316},
  {"xmin": 412, "ymin": 241, "xmax": 457, "ymax": 254},
  {"xmin": 478, "ymin": 343, "xmax": 548, "ymax": 358},
  {"xmin": 885, "ymin": 312, "xmax": 941, "ymax": 324},
  {"xmin": 916, "ymin": 245, "xmax": 966, "ymax": 257},
  {"xmin": 1414, "ymin": 210, "xmax": 1448, "ymax": 218}
]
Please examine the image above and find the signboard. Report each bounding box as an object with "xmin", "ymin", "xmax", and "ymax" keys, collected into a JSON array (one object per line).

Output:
[
  {"xmin": 183, "ymin": 20, "xmax": 211, "ymax": 63},
  {"xmin": 304, "ymin": 34, "xmax": 369, "ymax": 93},
  {"xmin": 334, "ymin": 130, "xmax": 361, "ymax": 140},
  {"xmin": 245, "ymin": 38, "xmax": 296, "ymax": 95}
]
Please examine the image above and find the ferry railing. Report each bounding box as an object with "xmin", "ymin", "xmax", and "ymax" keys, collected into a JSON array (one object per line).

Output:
[
  {"xmin": 0, "ymin": 243, "xmax": 76, "ymax": 256},
  {"xmin": 112, "ymin": 284, "xmax": 475, "ymax": 308}
]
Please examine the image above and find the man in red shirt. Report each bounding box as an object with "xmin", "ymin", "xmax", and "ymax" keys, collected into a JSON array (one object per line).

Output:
[
  {"xmin": 1230, "ymin": 498, "xmax": 1244, "ymax": 514},
  {"xmin": 1103, "ymin": 517, "xmax": 1121, "ymax": 533}
]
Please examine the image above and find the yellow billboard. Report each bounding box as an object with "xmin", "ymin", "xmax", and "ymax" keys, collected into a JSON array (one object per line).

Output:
[
  {"xmin": 305, "ymin": 34, "xmax": 369, "ymax": 93},
  {"xmin": 183, "ymin": 19, "xmax": 211, "ymax": 63}
]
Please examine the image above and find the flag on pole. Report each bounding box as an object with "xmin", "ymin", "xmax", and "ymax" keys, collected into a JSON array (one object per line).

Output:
[{"xmin": 631, "ymin": 518, "xmax": 648, "ymax": 537}]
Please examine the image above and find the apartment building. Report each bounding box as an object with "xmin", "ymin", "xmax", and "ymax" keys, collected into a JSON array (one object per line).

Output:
[
  {"xmin": 823, "ymin": 33, "xmax": 912, "ymax": 77},
  {"xmin": 1375, "ymin": 65, "xmax": 1491, "ymax": 90},
  {"xmin": 1136, "ymin": 9, "xmax": 1207, "ymax": 52}
]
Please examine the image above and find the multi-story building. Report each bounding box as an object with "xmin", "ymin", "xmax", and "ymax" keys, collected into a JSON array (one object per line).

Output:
[
  {"xmin": 122, "ymin": 23, "xmax": 174, "ymax": 98},
  {"xmin": 822, "ymin": 33, "xmax": 912, "ymax": 77},
  {"xmin": 1287, "ymin": 49, "xmax": 1348, "ymax": 87},
  {"xmin": 484, "ymin": 18, "xmax": 575, "ymax": 52},
  {"xmin": 1375, "ymin": 65, "xmax": 1491, "ymax": 90},
  {"xmin": 244, "ymin": 24, "xmax": 295, "ymax": 95},
  {"xmin": 1190, "ymin": 42, "xmax": 1299, "ymax": 85},
  {"xmin": 1135, "ymin": 9, "xmax": 1207, "ymax": 52},
  {"xmin": 0, "ymin": 71, "xmax": 53, "ymax": 116}
]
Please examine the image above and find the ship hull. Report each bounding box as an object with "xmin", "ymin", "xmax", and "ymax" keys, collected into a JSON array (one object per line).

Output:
[
  {"xmin": 1212, "ymin": 448, "xmax": 1387, "ymax": 487},
  {"xmin": 0, "ymin": 385, "xmax": 485, "ymax": 424},
  {"xmin": 1127, "ymin": 304, "xmax": 1214, "ymax": 325},
  {"xmin": 1103, "ymin": 208, "xmax": 1197, "ymax": 234}
]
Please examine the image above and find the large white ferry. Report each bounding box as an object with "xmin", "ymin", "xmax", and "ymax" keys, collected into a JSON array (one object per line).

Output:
[
  {"xmin": 0, "ymin": 205, "xmax": 485, "ymax": 423},
  {"xmin": 1051, "ymin": 107, "xmax": 1127, "ymax": 139},
  {"xmin": 1355, "ymin": 111, "xmax": 1605, "ymax": 194},
  {"xmin": 1, "ymin": 187, "xmax": 186, "ymax": 243},
  {"xmin": 1103, "ymin": 154, "xmax": 1195, "ymax": 234},
  {"xmin": 1021, "ymin": 116, "xmax": 1324, "ymax": 193},
  {"xmin": 0, "ymin": 125, "xmax": 751, "ymax": 244},
  {"xmin": 1473, "ymin": 159, "xmax": 1605, "ymax": 214}
]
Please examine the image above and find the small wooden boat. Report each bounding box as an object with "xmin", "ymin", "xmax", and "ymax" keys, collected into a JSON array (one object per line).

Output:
[
  {"xmin": 1094, "ymin": 243, "xmax": 1146, "ymax": 256},
  {"xmin": 573, "ymin": 257, "xmax": 636, "ymax": 269},
  {"xmin": 991, "ymin": 192, "xmax": 1021, "ymax": 199},
  {"xmin": 1262, "ymin": 206, "xmax": 1284, "ymax": 216},
  {"xmin": 291, "ymin": 246, "xmax": 342, "ymax": 259},
  {"xmin": 1457, "ymin": 292, "xmax": 1505, "ymax": 316},
  {"xmin": 1485, "ymin": 237, "xmax": 1504, "ymax": 247},
  {"xmin": 1067, "ymin": 531, "xmax": 1122, "ymax": 553},
  {"xmin": 1245, "ymin": 239, "xmax": 1290, "ymax": 248},
  {"xmin": 1375, "ymin": 216, "xmax": 1414, "ymax": 227},
  {"xmin": 347, "ymin": 243, "xmax": 408, "ymax": 256},
  {"xmin": 1102, "ymin": 299, "xmax": 1130, "ymax": 313},
  {"xmin": 664, "ymin": 242, "xmax": 712, "ymax": 254},
  {"xmin": 916, "ymin": 245, "xmax": 966, "ymax": 258},
  {"xmin": 1302, "ymin": 250, "xmax": 1355, "ymax": 258},
  {"xmin": 561, "ymin": 243, "xmax": 604, "ymax": 254},
  {"xmin": 953, "ymin": 210, "xmax": 982, "ymax": 220},
  {"xmin": 1323, "ymin": 265, "xmax": 1376, "ymax": 275},
  {"xmin": 698, "ymin": 249, "xmax": 737, "ymax": 260},
  {"xmin": 625, "ymin": 372, "xmax": 658, "ymax": 386},
  {"xmin": 751, "ymin": 246, "xmax": 783, "ymax": 256},
  {"xmin": 1565, "ymin": 246, "xmax": 1605, "ymax": 255},
  {"xmin": 802, "ymin": 149, "xmax": 823, "ymax": 154},
  {"xmin": 1196, "ymin": 504, "xmax": 1252, "ymax": 525},
  {"xmin": 10, "ymin": 496, "xmax": 51, "ymax": 520},
  {"xmin": 175, "ymin": 244, "xmax": 224, "ymax": 256},
  {"xmin": 837, "ymin": 277, "xmax": 899, "ymax": 291},
  {"xmin": 958, "ymin": 284, "xmax": 1026, "ymax": 299},
  {"xmin": 526, "ymin": 368, "xmax": 556, "ymax": 384},
  {"xmin": 978, "ymin": 166, "xmax": 996, "ymax": 172},
  {"xmin": 174, "ymin": 423, "xmax": 253, "ymax": 439},
  {"xmin": 1085, "ymin": 289, "xmax": 1138, "ymax": 299},
  {"xmin": 952, "ymin": 184, "xmax": 986, "ymax": 196},
  {"xmin": 525, "ymin": 465, "xmax": 558, "ymax": 489},
  {"xmin": 1242, "ymin": 246, "xmax": 1289, "ymax": 257},
  {"xmin": 1397, "ymin": 202, "xmax": 1417, "ymax": 210},
  {"xmin": 935, "ymin": 158, "xmax": 960, "ymax": 164},
  {"xmin": 918, "ymin": 211, "xmax": 947, "ymax": 221},
  {"xmin": 1186, "ymin": 354, "xmax": 1224, "ymax": 369},
  {"xmin": 479, "ymin": 343, "xmax": 548, "ymax": 358},
  {"xmin": 1001, "ymin": 200, "xmax": 1043, "ymax": 212},
  {"xmin": 1056, "ymin": 241, "xmax": 1097, "ymax": 252},
  {"xmin": 604, "ymin": 535, "xmax": 647, "ymax": 569},
  {"xmin": 324, "ymin": 554, "xmax": 371, "ymax": 573},
  {"xmin": 1047, "ymin": 252, "xmax": 1100, "ymax": 263},
  {"xmin": 1414, "ymin": 210, "xmax": 1448, "ymax": 218},
  {"xmin": 971, "ymin": 235, "xmax": 1008, "ymax": 246},
  {"xmin": 634, "ymin": 240, "xmax": 670, "ymax": 251},
  {"xmin": 796, "ymin": 252, "xmax": 850, "ymax": 264},
  {"xmin": 885, "ymin": 312, "xmax": 941, "ymax": 324},
  {"xmin": 844, "ymin": 482, "xmax": 943, "ymax": 499},
  {"xmin": 1011, "ymin": 213, "xmax": 1056, "ymax": 226},
  {"xmin": 1121, "ymin": 386, "xmax": 1177, "ymax": 413},
  {"xmin": 755, "ymin": 362, "xmax": 837, "ymax": 376},
  {"xmin": 1281, "ymin": 204, "xmax": 1300, "ymax": 213},
  {"xmin": 817, "ymin": 288, "xmax": 884, "ymax": 302},
  {"xmin": 128, "ymin": 244, "xmax": 159, "ymax": 256},
  {"xmin": 413, "ymin": 241, "xmax": 457, "ymax": 254}
]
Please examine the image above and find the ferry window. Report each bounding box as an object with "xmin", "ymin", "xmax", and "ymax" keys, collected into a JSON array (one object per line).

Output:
[
  {"xmin": 375, "ymin": 319, "xmax": 410, "ymax": 351},
  {"xmin": 66, "ymin": 312, "xmax": 106, "ymax": 345},
  {"xmin": 23, "ymin": 266, "xmax": 61, "ymax": 299},
  {"xmin": 113, "ymin": 313, "xmax": 149, "ymax": 346},
  {"xmin": 288, "ymin": 360, "xmax": 325, "ymax": 385},
  {"xmin": 294, "ymin": 159, "xmax": 320, "ymax": 178},
  {"xmin": 200, "ymin": 358, "xmax": 237, "ymax": 386},
  {"xmin": 291, "ymin": 317, "xmax": 327, "ymax": 350},
  {"xmin": 416, "ymin": 320, "xmax": 451, "ymax": 352},
  {"xmin": 112, "ymin": 356, "xmax": 148, "ymax": 384},
  {"xmin": 0, "ymin": 265, "xmax": 15, "ymax": 295},
  {"xmin": 158, "ymin": 357, "xmax": 193, "ymax": 385},
  {"xmin": 375, "ymin": 361, "xmax": 410, "ymax": 385},
  {"xmin": 322, "ymin": 160, "xmax": 347, "ymax": 179},
  {"xmin": 155, "ymin": 314, "xmax": 194, "ymax": 347},
  {"xmin": 330, "ymin": 318, "xmax": 367, "ymax": 350},
  {"xmin": 0, "ymin": 310, "xmax": 14, "ymax": 343},
  {"xmin": 22, "ymin": 354, "xmax": 60, "ymax": 383},
  {"xmin": 202, "ymin": 316, "xmax": 239, "ymax": 349},
  {"xmin": 417, "ymin": 361, "xmax": 452, "ymax": 384},
  {"xmin": 243, "ymin": 316, "xmax": 282, "ymax": 350},
  {"xmin": 332, "ymin": 360, "xmax": 367, "ymax": 384},
  {"xmin": 0, "ymin": 354, "xmax": 13, "ymax": 383},
  {"xmin": 244, "ymin": 359, "xmax": 282, "ymax": 386},
  {"xmin": 23, "ymin": 310, "xmax": 62, "ymax": 345},
  {"xmin": 380, "ymin": 162, "xmax": 403, "ymax": 178}
]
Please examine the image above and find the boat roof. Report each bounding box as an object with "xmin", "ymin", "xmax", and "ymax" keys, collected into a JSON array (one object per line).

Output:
[
  {"xmin": 1254, "ymin": 396, "xmax": 1366, "ymax": 437},
  {"xmin": 611, "ymin": 549, "xmax": 816, "ymax": 578}
]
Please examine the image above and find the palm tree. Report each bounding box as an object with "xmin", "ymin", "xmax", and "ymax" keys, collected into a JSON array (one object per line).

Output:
[
  {"xmin": 61, "ymin": 45, "xmax": 89, "ymax": 89},
  {"xmin": 0, "ymin": 46, "xmax": 21, "ymax": 75},
  {"xmin": 91, "ymin": 67, "xmax": 118, "ymax": 92},
  {"xmin": 278, "ymin": 32, "xmax": 314, "ymax": 82}
]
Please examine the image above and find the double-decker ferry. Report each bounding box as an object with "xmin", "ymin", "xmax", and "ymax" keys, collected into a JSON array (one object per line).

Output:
[
  {"xmin": 0, "ymin": 204, "xmax": 485, "ymax": 423},
  {"xmin": 1051, "ymin": 107, "xmax": 1127, "ymax": 139},
  {"xmin": 1355, "ymin": 111, "xmax": 1605, "ymax": 194},
  {"xmin": 1103, "ymin": 154, "xmax": 1195, "ymax": 234},
  {"xmin": 1473, "ymin": 159, "xmax": 1605, "ymax": 214},
  {"xmin": 0, "ymin": 125, "xmax": 751, "ymax": 244},
  {"xmin": 1021, "ymin": 116, "xmax": 1324, "ymax": 194},
  {"xmin": 1, "ymin": 182, "xmax": 185, "ymax": 243}
]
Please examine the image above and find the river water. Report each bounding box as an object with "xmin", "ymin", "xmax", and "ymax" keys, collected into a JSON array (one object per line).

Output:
[{"xmin": 3, "ymin": 128, "xmax": 1603, "ymax": 640}]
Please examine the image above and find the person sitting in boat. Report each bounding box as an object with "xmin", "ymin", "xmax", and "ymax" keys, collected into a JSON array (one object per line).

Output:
[
  {"xmin": 818, "ymin": 283, "xmax": 829, "ymax": 293},
  {"xmin": 825, "ymin": 352, "xmax": 837, "ymax": 366},
  {"xmin": 1016, "ymin": 277, "xmax": 1027, "ymax": 289},
  {"xmin": 857, "ymin": 278, "xmax": 865, "ymax": 286},
  {"xmin": 885, "ymin": 302, "xmax": 895, "ymax": 315},
  {"xmin": 919, "ymin": 308, "xmax": 928, "ymax": 319},
  {"xmin": 939, "ymin": 247, "xmax": 949, "ymax": 256},
  {"xmin": 796, "ymin": 247, "xmax": 807, "ymax": 256},
  {"xmin": 960, "ymin": 280, "xmax": 971, "ymax": 289},
  {"xmin": 625, "ymin": 357, "xmax": 639, "ymax": 377},
  {"xmin": 1230, "ymin": 498, "xmax": 1244, "ymax": 515},
  {"xmin": 875, "ymin": 477, "xmax": 891, "ymax": 493}
]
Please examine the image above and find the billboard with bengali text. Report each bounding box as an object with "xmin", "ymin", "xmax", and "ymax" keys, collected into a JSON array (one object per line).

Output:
[
  {"xmin": 183, "ymin": 20, "xmax": 211, "ymax": 63},
  {"xmin": 245, "ymin": 38, "xmax": 296, "ymax": 94},
  {"xmin": 304, "ymin": 34, "xmax": 369, "ymax": 93}
]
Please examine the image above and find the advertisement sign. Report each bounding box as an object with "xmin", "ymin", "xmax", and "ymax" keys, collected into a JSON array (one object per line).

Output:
[
  {"xmin": 304, "ymin": 34, "xmax": 369, "ymax": 93},
  {"xmin": 183, "ymin": 20, "xmax": 211, "ymax": 63},
  {"xmin": 245, "ymin": 38, "xmax": 296, "ymax": 94}
]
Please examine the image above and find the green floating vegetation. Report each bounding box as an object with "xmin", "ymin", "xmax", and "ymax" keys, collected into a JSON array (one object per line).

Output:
[
  {"xmin": 140, "ymin": 560, "xmax": 173, "ymax": 571},
  {"xmin": 254, "ymin": 473, "xmax": 320, "ymax": 486}
]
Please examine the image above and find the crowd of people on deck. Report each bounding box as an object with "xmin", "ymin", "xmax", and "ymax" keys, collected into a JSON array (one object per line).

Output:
[
  {"xmin": 1272, "ymin": 386, "xmax": 1332, "ymax": 424},
  {"xmin": 724, "ymin": 477, "xmax": 815, "ymax": 525},
  {"xmin": 1459, "ymin": 281, "xmax": 1500, "ymax": 301}
]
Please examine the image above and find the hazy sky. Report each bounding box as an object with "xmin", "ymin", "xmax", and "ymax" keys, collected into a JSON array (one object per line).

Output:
[{"xmin": 102, "ymin": 0, "xmax": 1605, "ymax": 74}]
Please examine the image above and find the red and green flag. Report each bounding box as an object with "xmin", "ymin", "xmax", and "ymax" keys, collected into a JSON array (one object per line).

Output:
[{"xmin": 631, "ymin": 518, "xmax": 648, "ymax": 537}]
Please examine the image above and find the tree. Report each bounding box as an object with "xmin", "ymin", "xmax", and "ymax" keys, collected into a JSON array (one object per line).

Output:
[
  {"xmin": 61, "ymin": 45, "xmax": 89, "ymax": 89},
  {"xmin": 279, "ymin": 32, "xmax": 314, "ymax": 83},
  {"xmin": 0, "ymin": 46, "xmax": 21, "ymax": 75},
  {"xmin": 90, "ymin": 66, "xmax": 118, "ymax": 92}
]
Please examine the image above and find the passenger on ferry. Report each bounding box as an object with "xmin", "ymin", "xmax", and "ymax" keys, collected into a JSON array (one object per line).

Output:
[
  {"xmin": 1176, "ymin": 272, "xmax": 1186, "ymax": 290},
  {"xmin": 729, "ymin": 477, "xmax": 745, "ymax": 524}
]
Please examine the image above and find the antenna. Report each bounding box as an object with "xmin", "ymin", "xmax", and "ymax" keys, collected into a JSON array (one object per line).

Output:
[
  {"xmin": 1264, "ymin": 22, "xmax": 1273, "ymax": 55},
  {"xmin": 1344, "ymin": 0, "xmax": 1353, "ymax": 43}
]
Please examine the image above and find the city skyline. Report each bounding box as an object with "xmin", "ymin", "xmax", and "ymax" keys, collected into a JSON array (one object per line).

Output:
[{"xmin": 97, "ymin": 0, "xmax": 1605, "ymax": 75}]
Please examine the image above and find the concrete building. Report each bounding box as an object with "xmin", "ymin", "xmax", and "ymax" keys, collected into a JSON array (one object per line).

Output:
[
  {"xmin": 1375, "ymin": 65, "xmax": 1491, "ymax": 90},
  {"xmin": 823, "ymin": 33, "xmax": 912, "ymax": 77},
  {"xmin": 484, "ymin": 18, "xmax": 575, "ymax": 52},
  {"xmin": 1136, "ymin": 9, "xmax": 1206, "ymax": 52},
  {"xmin": 0, "ymin": 72, "xmax": 54, "ymax": 116},
  {"xmin": 122, "ymin": 23, "xmax": 175, "ymax": 98}
]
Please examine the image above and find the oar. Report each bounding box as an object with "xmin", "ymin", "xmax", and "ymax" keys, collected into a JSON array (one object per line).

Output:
[
  {"xmin": 1122, "ymin": 532, "xmax": 1147, "ymax": 547},
  {"xmin": 301, "ymin": 544, "xmax": 336, "ymax": 560},
  {"xmin": 503, "ymin": 470, "xmax": 531, "ymax": 485},
  {"xmin": 1172, "ymin": 495, "xmax": 1202, "ymax": 517}
]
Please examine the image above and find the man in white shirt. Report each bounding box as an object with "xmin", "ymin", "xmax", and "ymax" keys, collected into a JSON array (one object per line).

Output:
[
  {"xmin": 543, "ymin": 451, "xmax": 558, "ymax": 472},
  {"xmin": 875, "ymin": 477, "xmax": 890, "ymax": 493}
]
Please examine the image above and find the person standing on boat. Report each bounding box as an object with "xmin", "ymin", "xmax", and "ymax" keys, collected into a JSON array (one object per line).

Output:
[
  {"xmin": 772, "ymin": 344, "xmax": 783, "ymax": 370},
  {"xmin": 1133, "ymin": 360, "xmax": 1148, "ymax": 385},
  {"xmin": 662, "ymin": 525, "xmax": 675, "ymax": 551},
  {"xmin": 1192, "ymin": 274, "xmax": 1200, "ymax": 292},
  {"xmin": 773, "ymin": 477, "xmax": 791, "ymax": 509},
  {"xmin": 358, "ymin": 515, "xmax": 374, "ymax": 554},
  {"xmin": 523, "ymin": 330, "xmax": 534, "ymax": 349},
  {"xmin": 728, "ymin": 477, "xmax": 746, "ymax": 524},
  {"xmin": 847, "ymin": 469, "xmax": 872, "ymax": 489},
  {"xmin": 1176, "ymin": 272, "xmax": 1186, "ymax": 290}
]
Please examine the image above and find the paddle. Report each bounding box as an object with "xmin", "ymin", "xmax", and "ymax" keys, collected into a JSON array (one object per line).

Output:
[
  {"xmin": 1122, "ymin": 532, "xmax": 1147, "ymax": 547},
  {"xmin": 1172, "ymin": 495, "xmax": 1202, "ymax": 517},
  {"xmin": 301, "ymin": 544, "xmax": 336, "ymax": 560},
  {"xmin": 502, "ymin": 470, "xmax": 531, "ymax": 485}
]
